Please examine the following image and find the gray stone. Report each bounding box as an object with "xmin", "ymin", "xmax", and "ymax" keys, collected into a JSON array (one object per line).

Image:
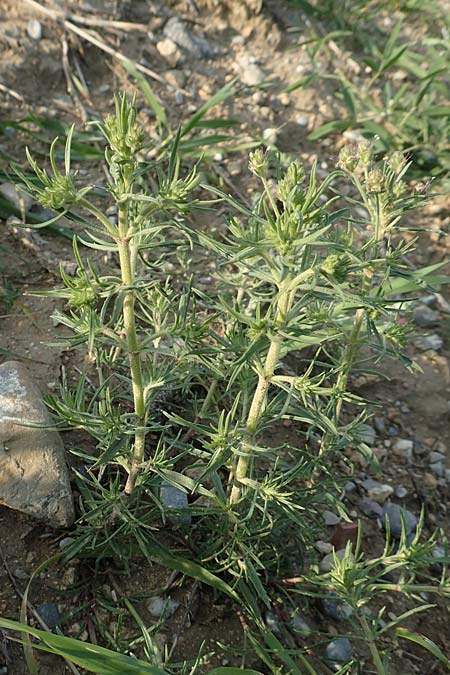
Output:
[
  {"xmin": 59, "ymin": 537, "xmax": 75, "ymax": 550},
  {"xmin": 265, "ymin": 610, "xmax": 281, "ymax": 634},
  {"xmin": 320, "ymin": 548, "xmax": 350, "ymax": 572},
  {"xmin": 315, "ymin": 540, "xmax": 332, "ymax": 555},
  {"xmin": 296, "ymin": 116, "xmax": 309, "ymax": 127},
  {"xmin": 27, "ymin": 19, "xmax": 42, "ymax": 40},
  {"xmin": 359, "ymin": 497, "xmax": 383, "ymax": 519},
  {"xmin": 392, "ymin": 438, "xmax": 414, "ymax": 461},
  {"xmin": 430, "ymin": 451, "xmax": 445, "ymax": 463},
  {"xmin": 394, "ymin": 486, "xmax": 408, "ymax": 499},
  {"xmin": 413, "ymin": 304, "xmax": 439, "ymax": 327},
  {"xmin": 323, "ymin": 510, "xmax": 341, "ymax": 526},
  {"xmin": 374, "ymin": 416, "xmax": 385, "ymax": 434},
  {"xmin": 239, "ymin": 60, "xmax": 266, "ymax": 86},
  {"xmin": 0, "ymin": 362, "xmax": 74, "ymax": 527},
  {"xmin": 163, "ymin": 17, "xmax": 217, "ymax": 60},
  {"xmin": 37, "ymin": 602, "xmax": 60, "ymax": 629},
  {"xmin": 344, "ymin": 480, "xmax": 356, "ymax": 493},
  {"xmin": 413, "ymin": 334, "xmax": 443, "ymax": 351},
  {"xmin": 146, "ymin": 596, "xmax": 179, "ymax": 619},
  {"xmin": 430, "ymin": 461, "xmax": 445, "ymax": 477},
  {"xmin": 362, "ymin": 478, "xmax": 393, "ymax": 504},
  {"xmin": 321, "ymin": 592, "xmax": 354, "ymax": 621},
  {"xmin": 0, "ymin": 182, "xmax": 34, "ymax": 211},
  {"xmin": 325, "ymin": 638, "xmax": 352, "ymax": 667},
  {"xmin": 290, "ymin": 613, "xmax": 311, "ymax": 636},
  {"xmin": 359, "ymin": 424, "xmax": 376, "ymax": 446},
  {"xmin": 262, "ymin": 127, "xmax": 278, "ymax": 143},
  {"xmin": 160, "ymin": 482, "xmax": 191, "ymax": 524},
  {"xmin": 382, "ymin": 502, "xmax": 417, "ymax": 538}
]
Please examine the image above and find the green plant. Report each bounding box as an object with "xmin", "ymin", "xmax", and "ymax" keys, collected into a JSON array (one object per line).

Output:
[
  {"xmin": 287, "ymin": 4, "xmax": 450, "ymax": 183},
  {"xmin": 13, "ymin": 95, "xmax": 450, "ymax": 674}
]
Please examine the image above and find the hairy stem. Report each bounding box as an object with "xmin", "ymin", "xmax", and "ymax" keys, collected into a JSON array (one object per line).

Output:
[
  {"xmin": 359, "ymin": 613, "xmax": 386, "ymax": 675},
  {"xmin": 229, "ymin": 280, "xmax": 293, "ymax": 505},
  {"xmin": 114, "ymin": 203, "xmax": 146, "ymax": 495}
]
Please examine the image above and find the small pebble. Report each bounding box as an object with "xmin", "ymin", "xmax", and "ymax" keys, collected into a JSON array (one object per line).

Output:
[
  {"xmin": 430, "ymin": 461, "xmax": 445, "ymax": 477},
  {"xmin": 156, "ymin": 39, "xmax": 177, "ymax": 57},
  {"xmin": 240, "ymin": 63, "xmax": 266, "ymax": 86},
  {"xmin": 394, "ymin": 486, "xmax": 408, "ymax": 499},
  {"xmin": 321, "ymin": 592, "xmax": 354, "ymax": 621},
  {"xmin": 315, "ymin": 540, "xmax": 333, "ymax": 555},
  {"xmin": 290, "ymin": 613, "xmax": 312, "ymax": 636},
  {"xmin": 382, "ymin": 502, "xmax": 417, "ymax": 538},
  {"xmin": 413, "ymin": 334, "xmax": 443, "ymax": 351},
  {"xmin": 323, "ymin": 510, "xmax": 341, "ymax": 526},
  {"xmin": 262, "ymin": 127, "xmax": 278, "ymax": 143},
  {"xmin": 265, "ymin": 610, "xmax": 281, "ymax": 634},
  {"xmin": 325, "ymin": 637, "xmax": 352, "ymax": 667},
  {"xmin": 27, "ymin": 19, "xmax": 42, "ymax": 40},
  {"xmin": 146, "ymin": 596, "xmax": 179, "ymax": 619},
  {"xmin": 413, "ymin": 304, "xmax": 439, "ymax": 328},
  {"xmin": 320, "ymin": 548, "xmax": 350, "ymax": 573},
  {"xmin": 374, "ymin": 416, "xmax": 385, "ymax": 434},
  {"xmin": 362, "ymin": 478, "xmax": 393, "ymax": 504},
  {"xmin": 0, "ymin": 182, "xmax": 34, "ymax": 211},
  {"xmin": 160, "ymin": 483, "xmax": 191, "ymax": 524},
  {"xmin": 359, "ymin": 497, "xmax": 383, "ymax": 519},
  {"xmin": 59, "ymin": 537, "xmax": 75, "ymax": 550},
  {"xmin": 37, "ymin": 602, "xmax": 60, "ymax": 629},
  {"xmin": 430, "ymin": 451, "xmax": 445, "ymax": 463},
  {"xmin": 296, "ymin": 115, "xmax": 309, "ymax": 127},
  {"xmin": 358, "ymin": 424, "xmax": 376, "ymax": 446}
]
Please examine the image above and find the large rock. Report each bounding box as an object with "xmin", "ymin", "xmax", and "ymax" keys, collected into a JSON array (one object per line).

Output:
[{"xmin": 0, "ymin": 361, "xmax": 74, "ymax": 527}]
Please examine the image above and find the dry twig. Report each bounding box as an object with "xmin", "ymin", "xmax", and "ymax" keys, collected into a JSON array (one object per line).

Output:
[{"xmin": 22, "ymin": 0, "xmax": 166, "ymax": 85}]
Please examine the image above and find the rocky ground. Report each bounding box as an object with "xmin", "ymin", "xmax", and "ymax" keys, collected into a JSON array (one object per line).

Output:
[{"xmin": 0, "ymin": 1, "xmax": 449, "ymax": 673}]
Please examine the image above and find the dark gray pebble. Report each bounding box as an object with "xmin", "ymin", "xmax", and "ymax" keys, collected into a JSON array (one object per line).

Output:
[
  {"xmin": 37, "ymin": 602, "xmax": 60, "ymax": 629},
  {"xmin": 321, "ymin": 592, "xmax": 354, "ymax": 621},
  {"xmin": 325, "ymin": 637, "xmax": 352, "ymax": 666}
]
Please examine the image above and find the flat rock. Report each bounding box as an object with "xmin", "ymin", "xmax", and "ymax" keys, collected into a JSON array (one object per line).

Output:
[{"xmin": 0, "ymin": 361, "xmax": 74, "ymax": 527}]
